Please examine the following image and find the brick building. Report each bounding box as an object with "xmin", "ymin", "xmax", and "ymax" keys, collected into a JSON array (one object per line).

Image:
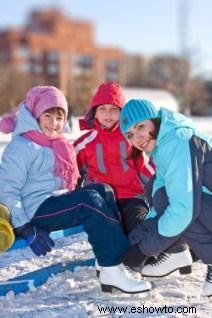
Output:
[
  {"xmin": 1, "ymin": 8, "xmax": 201, "ymax": 115},
  {"xmin": 0, "ymin": 8, "xmax": 124, "ymax": 110}
]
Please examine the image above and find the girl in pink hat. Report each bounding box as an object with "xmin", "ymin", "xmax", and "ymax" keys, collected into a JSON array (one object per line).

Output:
[{"xmin": 0, "ymin": 85, "xmax": 151, "ymax": 294}]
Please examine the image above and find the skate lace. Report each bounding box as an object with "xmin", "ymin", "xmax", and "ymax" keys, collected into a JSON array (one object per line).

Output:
[
  {"xmin": 119, "ymin": 264, "xmax": 139, "ymax": 280},
  {"xmin": 151, "ymin": 253, "xmax": 169, "ymax": 266},
  {"xmin": 126, "ymin": 266, "xmax": 141, "ymax": 279},
  {"xmin": 206, "ymin": 265, "xmax": 212, "ymax": 283}
]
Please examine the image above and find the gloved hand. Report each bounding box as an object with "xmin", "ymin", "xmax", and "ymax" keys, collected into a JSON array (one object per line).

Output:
[
  {"xmin": 15, "ymin": 223, "xmax": 55, "ymax": 256},
  {"xmin": 0, "ymin": 204, "xmax": 15, "ymax": 252}
]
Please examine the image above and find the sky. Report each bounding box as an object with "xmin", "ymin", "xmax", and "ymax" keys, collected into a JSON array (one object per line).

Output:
[{"xmin": 0, "ymin": 0, "xmax": 212, "ymax": 77}]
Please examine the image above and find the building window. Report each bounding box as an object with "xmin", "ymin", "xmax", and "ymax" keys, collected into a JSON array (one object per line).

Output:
[
  {"xmin": 31, "ymin": 51, "xmax": 43, "ymax": 62},
  {"xmin": 32, "ymin": 63, "xmax": 43, "ymax": 74},
  {"xmin": 0, "ymin": 49, "xmax": 10, "ymax": 60},
  {"xmin": 16, "ymin": 62, "xmax": 31, "ymax": 73},
  {"xmin": 47, "ymin": 50, "xmax": 59, "ymax": 62},
  {"xmin": 47, "ymin": 63, "xmax": 59, "ymax": 75},
  {"xmin": 106, "ymin": 71, "xmax": 119, "ymax": 81},
  {"xmin": 106, "ymin": 60, "xmax": 119, "ymax": 71},
  {"xmin": 105, "ymin": 59, "xmax": 119, "ymax": 81},
  {"xmin": 73, "ymin": 54, "xmax": 93, "ymax": 74},
  {"xmin": 14, "ymin": 45, "xmax": 30, "ymax": 58}
]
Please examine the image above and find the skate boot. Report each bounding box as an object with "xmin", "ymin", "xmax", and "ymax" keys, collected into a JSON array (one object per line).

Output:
[
  {"xmin": 95, "ymin": 259, "xmax": 101, "ymax": 278},
  {"xmin": 141, "ymin": 250, "xmax": 192, "ymax": 277},
  {"xmin": 96, "ymin": 259, "xmax": 141, "ymax": 279},
  {"xmin": 202, "ymin": 264, "xmax": 212, "ymax": 297},
  {"xmin": 99, "ymin": 263, "xmax": 151, "ymax": 294}
]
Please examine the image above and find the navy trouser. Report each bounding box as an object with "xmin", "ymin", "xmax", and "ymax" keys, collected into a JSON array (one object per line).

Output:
[
  {"xmin": 182, "ymin": 193, "xmax": 212, "ymax": 264},
  {"xmin": 145, "ymin": 182, "xmax": 212, "ymax": 263},
  {"xmin": 31, "ymin": 183, "xmax": 130, "ymax": 266}
]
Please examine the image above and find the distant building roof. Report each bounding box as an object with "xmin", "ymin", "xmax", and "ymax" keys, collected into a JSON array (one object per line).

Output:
[{"xmin": 123, "ymin": 87, "xmax": 179, "ymax": 112}]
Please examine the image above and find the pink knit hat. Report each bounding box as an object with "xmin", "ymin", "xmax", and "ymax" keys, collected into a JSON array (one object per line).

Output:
[
  {"xmin": 26, "ymin": 86, "xmax": 68, "ymax": 119},
  {"xmin": 0, "ymin": 86, "xmax": 68, "ymax": 134}
]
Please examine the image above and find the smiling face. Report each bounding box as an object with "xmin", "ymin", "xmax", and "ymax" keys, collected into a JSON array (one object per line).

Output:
[
  {"xmin": 95, "ymin": 104, "xmax": 120, "ymax": 129},
  {"xmin": 38, "ymin": 108, "xmax": 66, "ymax": 137},
  {"xmin": 124, "ymin": 120, "xmax": 156, "ymax": 153}
]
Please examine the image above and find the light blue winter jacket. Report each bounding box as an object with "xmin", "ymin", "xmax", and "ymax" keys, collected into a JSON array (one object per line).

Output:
[
  {"xmin": 130, "ymin": 107, "xmax": 212, "ymax": 255},
  {"xmin": 146, "ymin": 108, "xmax": 196, "ymax": 236},
  {"xmin": 148, "ymin": 108, "xmax": 212, "ymax": 235},
  {"xmin": 0, "ymin": 105, "xmax": 65, "ymax": 228}
]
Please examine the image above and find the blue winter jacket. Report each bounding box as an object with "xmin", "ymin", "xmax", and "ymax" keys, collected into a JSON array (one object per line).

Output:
[
  {"xmin": 130, "ymin": 108, "xmax": 212, "ymax": 256},
  {"xmin": 0, "ymin": 105, "xmax": 64, "ymax": 228}
]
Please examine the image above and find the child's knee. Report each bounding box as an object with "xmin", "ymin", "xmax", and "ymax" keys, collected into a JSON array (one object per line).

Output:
[{"xmin": 85, "ymin": 183, "xmax": 115, "ymax": 201}]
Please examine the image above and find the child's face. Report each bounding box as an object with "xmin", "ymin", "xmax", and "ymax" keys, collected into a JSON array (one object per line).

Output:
[
  {"xmin": 125, "ymin": 120, "xmax": 156, "ymax": 153},
  {"xmin": 39, "ymin": 109, "xmax": 65, "ymax": 137},
  {"xmin": 95, "ymin": 104, "xmax": 120, "ymax": 129}
]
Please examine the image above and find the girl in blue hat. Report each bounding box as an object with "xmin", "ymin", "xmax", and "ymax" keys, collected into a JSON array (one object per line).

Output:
[{"xmin": 120, "ymin": 99, "xmax": 212, "ymax": 297}]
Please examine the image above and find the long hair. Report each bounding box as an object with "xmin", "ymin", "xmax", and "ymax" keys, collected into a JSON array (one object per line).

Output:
[{"xmin": 127, "ymin": 118, "xmax": 161, "ymax": 160}]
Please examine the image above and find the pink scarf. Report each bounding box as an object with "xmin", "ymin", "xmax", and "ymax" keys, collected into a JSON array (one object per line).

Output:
[{"xmin": 23, "ymin": 131, "xmax": 80, "ymax": 190}]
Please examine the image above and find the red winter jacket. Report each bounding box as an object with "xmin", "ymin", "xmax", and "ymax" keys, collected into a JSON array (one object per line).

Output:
[{"xmin": 74, "ymin": 120, "xmax": 155, "ymax": 199}]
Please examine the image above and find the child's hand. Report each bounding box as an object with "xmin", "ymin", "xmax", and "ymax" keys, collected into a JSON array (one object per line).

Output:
[{"xmin": 15, "ymin": 223, "xmax": 55, "ymax": 256}]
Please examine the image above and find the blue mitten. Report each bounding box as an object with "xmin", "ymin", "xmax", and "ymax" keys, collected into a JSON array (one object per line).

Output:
[{"xmin": 15, "ymin": 223, "xmax": 55, "ymax": 256}]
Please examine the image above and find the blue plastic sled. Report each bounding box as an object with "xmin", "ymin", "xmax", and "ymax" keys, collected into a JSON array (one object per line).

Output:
[
  {"xmin": 0, "ymin": 258, "xmax": 95, "ymax": 296},
  {"xmin": 0, "ymin": 225, "xmax": 95, "ymax": 296}
]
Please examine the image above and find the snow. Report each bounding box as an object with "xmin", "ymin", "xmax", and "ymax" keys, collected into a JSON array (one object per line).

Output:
[
  {"xmin": 0, "ymin": 233, "xmax": 211, "ymax": 317},
  {"xmin": 0, "ymin": 116, "xmax": 211, "ymax": 317}
]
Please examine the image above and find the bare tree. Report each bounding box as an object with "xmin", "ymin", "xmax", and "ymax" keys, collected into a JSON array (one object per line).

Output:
[
  {"xmin": 0, "ymin": 63, "xmax": 48, "ymax": 115},
  {"xmin": 146, "ymin": 55, "xmax": 190, "ymax": 111},
  {"xmin": 187, "ymin": 77, "xmax": 209, "ymax": 115}
]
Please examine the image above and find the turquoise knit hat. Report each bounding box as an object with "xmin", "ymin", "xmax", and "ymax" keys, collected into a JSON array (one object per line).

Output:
[{"xmin": 120, "ymin": 99, "xmax": 159, "ymax": 134}]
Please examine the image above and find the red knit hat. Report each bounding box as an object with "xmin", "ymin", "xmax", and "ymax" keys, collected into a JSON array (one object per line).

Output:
[
  {"xmin": 79, "ymin": 82, "xmax": 125, "ymax": 130},
  {"xmin": 90, "ymin": 82, "xmax": 125, "ymax": 109}
]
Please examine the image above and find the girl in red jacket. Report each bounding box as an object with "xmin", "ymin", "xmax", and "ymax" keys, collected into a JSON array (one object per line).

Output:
[{"xmin": 74, "ymin": 82, "xmax": 155, "ymax": 234}]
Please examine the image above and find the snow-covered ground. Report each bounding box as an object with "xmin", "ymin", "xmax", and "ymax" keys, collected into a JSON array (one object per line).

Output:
[
  {"xmin": 0, "ymin": 233, "xmax": 211, "ymax": 318},
  {"xmin": 0, "ymin": 116, "xmax": 211, "ymax": 317}
]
